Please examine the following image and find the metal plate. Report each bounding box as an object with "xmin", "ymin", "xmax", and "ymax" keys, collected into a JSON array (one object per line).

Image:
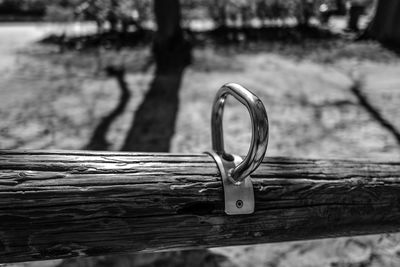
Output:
[{"xmin": 207, "ymin": 152, "xmax": 255, "ymax": 215}]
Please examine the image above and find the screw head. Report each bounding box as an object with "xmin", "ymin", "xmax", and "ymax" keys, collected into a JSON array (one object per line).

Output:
[{"xmin": 236, "ymin": 199, "xmax": 243, "ymax": 208}]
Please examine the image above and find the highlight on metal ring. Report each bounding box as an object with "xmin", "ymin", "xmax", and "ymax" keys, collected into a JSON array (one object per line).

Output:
[{"xmin": 211, "ymin": 83, "xmax": 269, "ymax": 184}]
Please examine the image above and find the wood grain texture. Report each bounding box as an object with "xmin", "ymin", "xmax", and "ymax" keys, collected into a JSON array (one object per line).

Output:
[{"xmin": 1, "ymin": 150, "xmax": 400, "ymax": 263}]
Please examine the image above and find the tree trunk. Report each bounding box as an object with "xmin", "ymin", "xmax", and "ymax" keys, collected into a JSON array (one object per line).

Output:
[
  {"xmin": 152, "ymin": 0, "xmax": 191, "ymax": 73},
  {"xmin": 366, "ymin": 0, "xmax": 400, "ymax": 44}
]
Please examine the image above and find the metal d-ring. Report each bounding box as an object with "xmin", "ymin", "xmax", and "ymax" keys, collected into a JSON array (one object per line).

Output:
[{"xmin": 211, "ymin": 83, "xmax": 269, "ymax": 184}]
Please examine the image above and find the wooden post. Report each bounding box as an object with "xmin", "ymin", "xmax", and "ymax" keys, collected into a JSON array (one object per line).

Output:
[{"xmin": 1, "ymin": 150, "xmax": 400, "ymax": 263}]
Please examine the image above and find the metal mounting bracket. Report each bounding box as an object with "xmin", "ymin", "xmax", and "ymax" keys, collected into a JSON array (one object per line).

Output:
[{"xmin": 207, "ymin": 151, "xmax": 254, "ymax": 215}]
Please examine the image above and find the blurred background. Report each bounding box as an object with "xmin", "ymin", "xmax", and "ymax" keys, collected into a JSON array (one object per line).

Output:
[{"xmin": 1, "ymin": 0, "xmax": 400, "ymax": 266}]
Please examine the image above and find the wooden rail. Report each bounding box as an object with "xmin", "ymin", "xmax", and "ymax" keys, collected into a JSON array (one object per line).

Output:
[{"xmin": 1, "ymin": 150, "xmax": 400, "ymax": 263}]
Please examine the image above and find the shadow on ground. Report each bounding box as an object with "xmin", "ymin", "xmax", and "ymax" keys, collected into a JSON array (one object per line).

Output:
[
  {"xmin": 56, "ymin": 250, "xmax": 236, "ymax": 267},
  {"xmin": 40, "ymin": 25, "xmax": 338, "ymax": 51},
  {"xmin": 85, "ymin": 66, "xmax": 131, "ymax": 150},
  {"xmin": 85, "ymin": 39, "xmax": 190, "ymax": 152},
  {"xmin": 120, "ymin": 67, "xmax": 185, "ymax": 152}
]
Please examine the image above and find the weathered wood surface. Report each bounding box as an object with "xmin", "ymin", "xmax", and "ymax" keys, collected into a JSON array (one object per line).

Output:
[{"xmin": 1, "ymin": 150, "xmax": 400, "ymax": 263}]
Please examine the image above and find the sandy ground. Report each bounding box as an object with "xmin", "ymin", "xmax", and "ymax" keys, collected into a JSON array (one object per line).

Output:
[{"xmin": 1, "ymin": 23, "xmax": 400, "ymax": 266}]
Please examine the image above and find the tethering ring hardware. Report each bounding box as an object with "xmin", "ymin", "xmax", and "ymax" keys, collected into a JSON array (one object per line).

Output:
[{"xmin": 207, "ymin": 83, "xmax": 269, "ymax": 215}]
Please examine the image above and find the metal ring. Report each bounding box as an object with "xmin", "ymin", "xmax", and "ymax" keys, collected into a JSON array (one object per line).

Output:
[{"xmin": 211, "ymin": 83, "xmax": 269, "ymax": 184}]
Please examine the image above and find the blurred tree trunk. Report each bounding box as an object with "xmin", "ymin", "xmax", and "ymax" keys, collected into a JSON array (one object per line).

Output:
[
  {"xmin": 153, "ymin": 0, "xmax": 191, "ymax": 73},
  {"xmin": 366, "ymin": 0, "xmax": 400, "ymax": 44},
  {"xmin": 108, "ymin": 0, "xmax": 119, "ymax": 32}
]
